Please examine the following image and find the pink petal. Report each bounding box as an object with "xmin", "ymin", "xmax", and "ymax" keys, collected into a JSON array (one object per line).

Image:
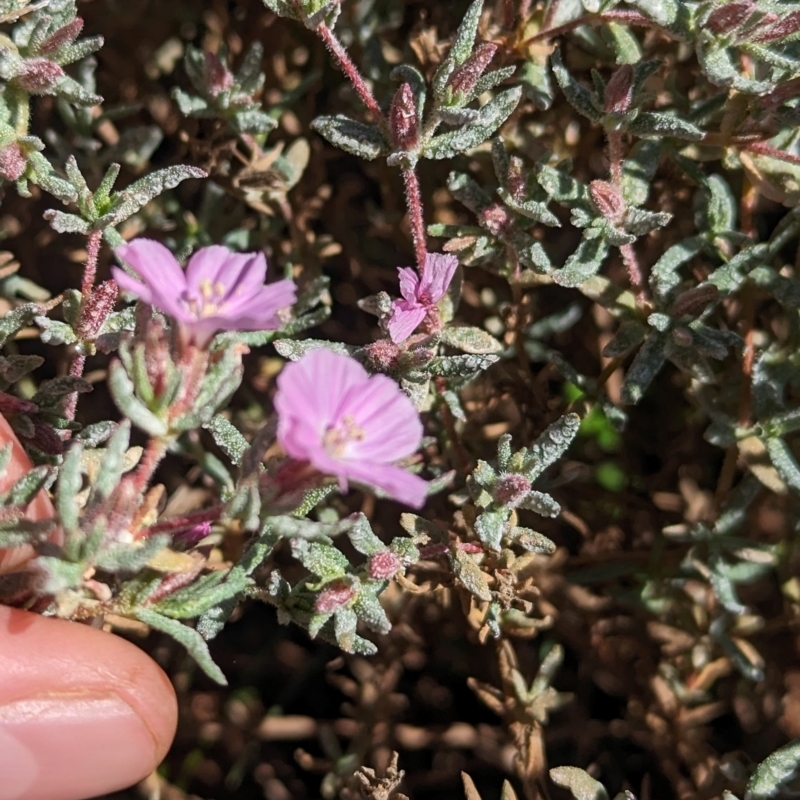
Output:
[
  {"xmin": 387, "ymin": 302, "xmax": 427, "ymax": 343},
  {"xmin": 420, "ymin": 253, "xmax": 458, "ymax": 303},
  {"xmin": 229, "ymin": 280, "xmax": 296, "ymax": 330},
  {"xmin": 341, "ymin": 460, "xmax": 428, "ymax": 508},
  {"xmin": 397, "ymin": 267, "xmax": 420, "ymax": 302},
  {"xmin": 185, "ymin": 246, "xmax": 266, "ymax": 295},
  {"xmin": 275, "ymin": 350, "xmax": 367, "ymax": 447},
  {"xmin": 114, "ymin": 239, "xmax": 188, "ymax": 320},
  {"xmin": 338, "ymin": 373, "xmax": 422, "ymax": 462}
]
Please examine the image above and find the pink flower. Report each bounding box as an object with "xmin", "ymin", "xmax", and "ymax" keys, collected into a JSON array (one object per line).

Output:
[
  {"xmin": 112, "ymin": 239, "xmax": 296, "ymax": 346},
  {"xmin": 275, "ymin": 349, "xmax": 428, "ymax": 508},
  {"xmin": 387, "ymin": 252, "xmax": 459, "ymax": 343}
]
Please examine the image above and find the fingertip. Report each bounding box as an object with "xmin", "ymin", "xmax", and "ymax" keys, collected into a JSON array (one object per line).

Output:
[{"xmin": 0, "ymin": 607, "xmax": 178, "ymax": 800}]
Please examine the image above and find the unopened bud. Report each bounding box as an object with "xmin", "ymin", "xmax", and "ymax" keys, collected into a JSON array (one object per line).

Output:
[
  {"xmin": 494, "ymin": 473, "xmax": 532, "ymax": 508},
  {"xmin": 315, "ymin": 581, "xmax": 357, "ymax": 613},
  {"xmin": 367, "ymin": 550, "xmax": 403, "ymax": 580},
  {"xmin": 669, "ymin": 284, "xmax": 720, "ymax": 318},
  {"xmin": 479, "ymin": 203, "xmax": 515, "ymax": 237},
  {"xmin": 0, "ymin": 141, "xmax": 26, "ymax": 181},
  {"xmin": 365, "ymin": 338, "xmax": 401, "ymax": 371},
  {"xmin": 40, "ymin": 18, "xmax": 84, "ymax": 54},
  {"xmin": 26, "ymin": 417, "xmax": 63, "ymax": 456},
  {"xmin": 706, "ymin": 1, "xmax": 754, "ymax": 34},
  {"xmin": 447, "ymin": 42, "xmax": 497, "ymax": 97},
  {"xmin": 603, "ymin": 64, "xmax": 635, "ymax": 115},
  {"xmin": 14, "ymin": 58, "xmax": 64, "ymax": 93},
  {"xmin": 389, "ymin": 82, "xmax": 419, "ymax": 150},
  {"xmin": 0, "ymin": 391, "xmax": 37, "ymax": 416},
  {"xmin": 752, "ymin": 10, "xmax": 800, "ymax": 43},
  {"xmin": 204, "ymin": 52, "xmax": 234, "ymax": 96},
  {"xmin": 77, "ymin": 279, "xmax": 118, "ymax": 340},
  {"xmin": 589, "ymin": 180, "xmax": 624, "ymax": 222}
]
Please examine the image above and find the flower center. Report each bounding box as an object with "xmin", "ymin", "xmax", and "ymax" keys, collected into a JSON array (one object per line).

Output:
[
  {"xmin": 184, "ymin": 278, "xmax": 228, "ymax": 318},
  {"xmin": 323, "ymin": 414, "xmax": 365, "ymax": 457}
]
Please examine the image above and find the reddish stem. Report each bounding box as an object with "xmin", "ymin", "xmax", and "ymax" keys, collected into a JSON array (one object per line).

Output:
[
  {"xmin": 402, "ymin": 167, "xmax": 428, "ymax": 270},
  {"xmin": 520, "ymin": 9, "xmax": 652, "ymax": 46},
  {"xmin": 62, "ymin": 353, "xmax": 85, "ymax": 425},
  {"xmin": 132, "ymin": 437, "xmax": 168, "ymax": 495},
  {"xmin": 316, "ymin": 22, "xmax": 388, "ymax": 136},
  {"xmin": 746, "ymin": 141, "xmax": 800, "ymax": 167},
  {"xmin": 147, "ymin": 505, "xmax": 223, "ymax": 534}
]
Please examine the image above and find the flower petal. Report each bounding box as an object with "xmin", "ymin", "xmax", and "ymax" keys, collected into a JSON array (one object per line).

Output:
[
  {"xmin": 185, "ymin": 246, "xmax": 266, "ymax": 296},
  {"xmin": 228, "ymin": 280, "xmax": 297, "ymax": 331},
  {"xmin": 114, "ymin": 239, "xmax": 188, "ymax": 319},
  {"xmin": 387, "ymin": 302, "xmax": 427, "ymax": 343},
  {"xmin": 338, "ymin": 373, "xmax": 422, "ymax": 462},
  {"xmin": 397, "ymin": 267, "xmax": 419, "ymax": 302},
  {"xmin": 342, "ymin": 460, "xmax": 428, "ymax": 508},
  {"xmin": 420, "ymin": 252, "xmax": 458, "ymax": 303}
]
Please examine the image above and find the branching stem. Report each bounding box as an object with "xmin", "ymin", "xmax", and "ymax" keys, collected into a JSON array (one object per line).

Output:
[{"xmin": 402, "ymin": 167, "xmax": 428, "ymax": 269}]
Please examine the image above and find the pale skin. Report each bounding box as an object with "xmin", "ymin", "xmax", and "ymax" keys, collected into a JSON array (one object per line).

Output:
[{"xmin": 0, "ymin": 413, "xmax": 178, "ymax": 800}]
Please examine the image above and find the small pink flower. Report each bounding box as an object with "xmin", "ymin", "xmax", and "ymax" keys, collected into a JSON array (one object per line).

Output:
[
  {"xmin": 315, "ymin": 581, "xmax": 357, "ymax": 613},
  {"xmin": 275, "ymin": 349, "xmax": 428, "ymax": 508},
  {"xmin": 367, "ymin": 550, "xmax": 403, "ymax": 580},
  {"xmin": 387, "ymin": 252, "xmax": 459, "ymax": 344},
  {"xmin": 112, "ymin": 239, "xmax": 296, "ymax": 347}
]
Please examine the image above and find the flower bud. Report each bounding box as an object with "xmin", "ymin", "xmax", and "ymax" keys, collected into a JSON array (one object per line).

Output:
[
  {"xmin": 315, "ymin": 580, "xmax": 357, "ymax": 613},
  {"xmin": 40, "ymin": 18, "xmax": 84, "ymax": 54},
  {"xmin": 0, "ymin": 391, "xmax": 37, "ymax": 417},
  {"xmin": 479, "ymin": 203, "xmax": 515, "ymax": 237},
  {"xmin": 589, "ymin": 180, "xmax": 625, "ymax": 222},
  {"xmin": 706, "ymin": 1, "xmax": 754, "ymax": 34},
  {"xmin": 364, "ymin": 339, "xmax": 401, "ymax": 371},
  {"xmin": 671, "ymin": 326, "xmax": 693, "ymax": 347},
  {"xmin": 204, "ymin": 52, "xmax": 234, "ymax": 96},
  {"xmin": 367, "ymin": 550, "xmax": 403, "ymax": 580},
  {"xmin": 0, "ymin": 141, "xmax": 26, "ymax": 181},
  {"xmin": 14, "ymin": 57, "xmax": 65, "ymax": 93},
  {"xmin": 76, "ymin": 279, "xmax": 118, "ymax": 340},
  {"xmin": 752, "ymin": 11, "xmax": 800, "ymax": 43},
  {"xmin": 389, "ymin": 82, "xmax": 419, "ymax": 150},
  {"xmin": 447, "ymin": 42, "xmax": 497, "ymax": 97},
  {"xmin": 493, "ymin": 473, "xmax": 531, "ymax": 508},
  {"xmin": 603, "ymin": 64, "xmax": 635, "ymax": 115}
]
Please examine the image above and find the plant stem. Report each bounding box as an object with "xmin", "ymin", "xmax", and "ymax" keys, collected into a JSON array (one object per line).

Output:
[
  {"xmin": 316, "ymin": 22, "xmax": 388, "ymax": 137},
  {"xmin": 402, "ymin": 167, "xmax": 428, "ymax": 269},
  {"xmin": 132, "ymin": 437, "xmax": 169, "ymax": 494},
  {"xmin": 520, "ymin": 9, "xmax": 653, "ymax": 46},
  {"xmin": 147, "ymin": 505, "xmax": 223, "ymax": 534}
]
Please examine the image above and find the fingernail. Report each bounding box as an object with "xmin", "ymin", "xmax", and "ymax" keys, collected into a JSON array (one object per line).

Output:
[{"xmin": 0, "ymin": 693, "xmax": 159, "ymax": 800}]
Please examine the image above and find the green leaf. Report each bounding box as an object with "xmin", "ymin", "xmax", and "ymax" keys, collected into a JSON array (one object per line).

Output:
[
  {"xmin": 204, "ymin": 415, "xmax": 249, "ymax": 466},
  {"xmin": 423, "ymin": 88, "xmax": 522, "ymax": 160},
  {"xmin": 450, "ymin": 0, "xmax": 483, "ymax": 65},
  {"xmin": 621, "ymin": 331, "xmax": 668, "ymax": 405},
  {"xmin": 746, "ymin": 740, "xmax": 800, "ymax": 800},
  {"xmin": 627, "ymin": 112, "xmax": 703, "ymax": 141},
  {"xmin": 550, "ymin": 50, "xmax": 602, "ymax": 123},
  {"xmin": 108, "ymin": 361, "xmax": 168, "ymax": 437},
  {"xmin": 452, "ymin": 548, "xmax": 492, "ymax": 600},
  {"xmin": 550, "ymin": 767, "xmax": 610, "ymax": 800},
  {"xmin": 554, "ymin": 237, "xmax": 610, "ymax": 288},
  {"xmin": 310, "ymin": 115, "xmax": 388, "ymax": 160},
  {"xmin": 135, "ymin": 608, "xmax": 227, "ymax": 685},
  {"xmin": 766, "ymin": 437, "xmax": 800, "ymax": 493},
  {"xmin": 439, "ymin": 325, "xmax": 503, "ymax": 354}
]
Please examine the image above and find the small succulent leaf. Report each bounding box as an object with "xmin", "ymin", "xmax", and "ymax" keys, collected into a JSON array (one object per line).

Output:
[
  {"xmin": 550, "ymin": 767, "xmax": 610, "ymax": 800},
  {"xmin": 452, "ymin": 548, "xmax": 492, "ymax": 600},
  {"xmin": 134, "ymin": 608, "xmax": 227, "ymax": 685},
  {"xmin": 745, "ymin": 739, "xmax": 800, "ymax": 800},
  {"xmin": 423, "ymin": 88, "xmax": 522, "ymax": 160},
  {"xmin": 310, "ymin": 115, "xmax": 388, "ymax": 160}
]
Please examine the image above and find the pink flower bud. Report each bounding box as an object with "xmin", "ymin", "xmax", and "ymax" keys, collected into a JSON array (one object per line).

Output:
[
  {"xmin": 706, "ymin": 1, "xmax": 754, "ymax": 34},
  {"xmin": 752, "ymin": 10, "xmax": 800, "ymax": 43},
  {"xmin": 204, "ymin": 52, "xmax": 234, "ymax": 96},
  {"xmin": 0, "ymin": 391, "xmax": 38, "ymax": 417},
  {"xmin": 367, "ymin": 550, "xmax": 403, "ymax": 580},
  {"xmin": 40, "ymin": 18, "xmax": 84, "ymax": 54},
  {"xmin": 447, "ymin": 42, "xmax": 498, "ymax": 97},
  {"xmin": 314, "ymin": 581, "xmax": 357, "ymax": 613},
  {"xmin": 494, "ymin": 473, "xmax": 531, "ymax": 508},
  {"xmin": 14, "ymin": 58, "xmax": 65, "ymax": 93},
  {"xmin": 589, "ymin": 180, "xmax": 625, "ymax": 222},
  {"xmin": 603, "ymin": 65, "xmax": 635, "ymax": 115},
  {"xmin": 479, "ymin": 203, "xmax": 515, "ymax": 237},
  {"xmin": 0, "ymin": 141, "xmax": 26, "ymax": 181},
  {"xmin": 364, "ymin": 338, "xmax": 401, "ymax": 371},
  {"xmin": 389, "ymin": 83, "xmax": 419, "ymax": 150},
  {"xmin": 76, "ymin": 279, "xmax": 119, "ymax": 340}
]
